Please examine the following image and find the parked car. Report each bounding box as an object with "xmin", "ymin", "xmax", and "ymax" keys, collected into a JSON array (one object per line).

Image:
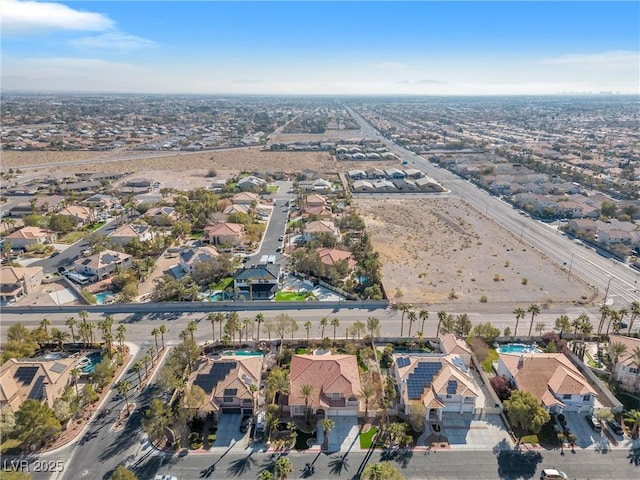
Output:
[
  {"xmin": 585, "ymin": 414, "xmax": 601, "ymax": 432},
  {"xmin": 278, "ymin": 235, "xmax": 284, "ymax": 241},
  {"xmin": 240, "ymin": 415, "xmax": 252, "ymax": 433},
  {"xmin": 256, "ymin": 411, "xmax": 265, "ymax": 432},
  {"xmin": 540, "ymin": 468, "xmax": 568, "ymax": 480},
  {"xmin": 608, "ymin": 420, "xmax": 624, "ymax": 435}
]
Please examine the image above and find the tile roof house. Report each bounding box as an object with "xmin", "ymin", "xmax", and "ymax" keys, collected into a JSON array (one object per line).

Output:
[
  {"xmin": 438, "ymin": 334, "xmax": 473, "ymax": 367},
  {"xmin": 108, "ymin": 224, "xmax": 153, "ymax": 246},
  {"xmin": 203, "ymin": 223, "xmax": 245, "ymax": 246},
  {"xmin": 144, "ymin": 206, "xmax": 177, "ymax": 226},
  {"xmin": 496, "ymin": 353, "xmax": 597, "ymax": 413},
  {"xmin": 0, "ymin": 266, "xmax": 43, "ymax": 304},
  {"xmin": 5, "ymin": 227, "xmax": 57, "ymax": 249},
  {"xmin": 304, "ymin": 220, "xmax": 340, "ymax": 240},
  {"xmin": 233, "ymin": 263, "xmax": 281, "ymax": 300},
  {"xmin": 288, "ymin": 354, "xmax": 362, "ymax": 417},
  {"xmin": 73, "ymin": 249, "xmax": 133, "ymax": 280},
  {"xmin": 223, "ymin": 204, "xmax": 251, "ymax": 215},
  {"xmin": 232, "ymin": 192, "xmax": 260, "ymax": 206},
  {"xmin": 237, "ymin": 176, "xmax": 266, "ymax": 192},
  {"xmin": 392, "ymin": 354, "xmax": 478, "ymax": 422},
  {"xmin": 186, "ymin": 354, "xmax": 262, "ymax": 418},
  {"xmin": 306, "ymin": 194, "xmax": 327, "ymax": 207},
  {"xmin": 58, "ymin": 205, "xmax": 93, "ymax": 226},
  {"xmin": 0, "ymin": 356, "xmax": 78, "ymax": 413},
  {"xmin": 179, "ymin": 246, "xmax": 220, "ymax": 275},
  {"xmin": 315, "ymin": 247, "xmax": 357, "ymax": 272},
  {"xmin": 609, "ymin": 335, "xmax": 640, "ymax": 393}
]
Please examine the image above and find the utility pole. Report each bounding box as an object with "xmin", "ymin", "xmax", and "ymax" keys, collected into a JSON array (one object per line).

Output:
[
  {"xmin": 603, "ymin": 277, "xmax": 613, "ymax": 305},
  {"xmin": 567, "ymin": 252, "xmax": 574, "ymax": 280}
]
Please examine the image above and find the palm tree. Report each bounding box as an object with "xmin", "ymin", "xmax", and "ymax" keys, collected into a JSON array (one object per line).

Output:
[
  {"xmin": 151, "ymin": 327, "xmax": 160, "ymax": 352},
  {"xmin": 407, "ymin": 310, "xmax": 417, "ymax": 339},
  {"xmin": 246, "ymin": 278, "xmax": 254, "ymax": 301},
  {"xmin": 79, "ymin": 309, "xmax": 89, "ymax": 327},
  {"xmin": 416, "ymin": 330, "xmax": 424, "ymax": 348},
  {"xmin": 399, "ymin": 303, "xmax": 411, "ymax": 338},
  {"xmin": 243, "ymin": 317, "xmax": 251, "ymax": 340},
  {"xmin": 87, "ymin": 322, "xmax": 96, "ymax": 345},
  {"xmin": 580, "ymin": 319, "xmax": 593, "ymax": 341},
  {"xmin": 331, "ymin": 318, "xmax": 340, "ymax": 340},
  {"xmin": 321, "ymin": 418, "xmax": 335, "ymax": 451},
  {"xmin": 304, "ymin": 321, "xmax": 312, "ymax": 341},
  {"xmin": 133, "ymin": 360, "xmax": 144, "ymax": 387},
  {"xmin": 320, "ymin": 317, "xmax": 328, "ymax": 338},
  {"xmin": 118, "ymin": 380, "xmax": 131, "ymax": 415},
  {"xmin": 628, "ymin": 301, "xmax": 640, "ymax": 334},
  {"xmin": 606, "ymin": 310, "xmax": 619, "ymax": 335},
  {"xmin": 65, "ymin": 316, "xmax": 77, "ymax": 342},
  {"xmin": 187, "ymin": 320, "xmax": 197, "ymax": 342},
  {"xmin": 632, "ymin": 347, "xmax": 640, "ymax": 392},
  {"xmin": 300, "ymin": 383, "xmax": 314, "ymax": 412},
  {"xmin": 598, "ymin": 304, "xmax": 610, "ymax": 335},
  {"xmin": 618, "ymin": 307, "xmax": 628, "ymax": 331},
  {"xmin": 436, "ymin": 310, "xmax": 448, "ymax": 337},
  {"xmin": 158, "ymin": 323, "xmax": 167, "ymax": 350},
  {"xmin": 40, "ymin": 317, "xmax": 51, "ymax": 334},
  {"xmin": 513, "ymin": 307, "xmax": 525, "ymax": 337},
  {"xmin": 352, "ymin": 319, "xmax": 365, "ymax": 340},
  {"xmin": 257, "ymin": 471, "xmax": 274, "ymax": 480},
  {"xmin": 51, "ymin": 329, "xmax": 69, "ymax": 351},
  {"xmin": 143, "ymin": 353, "xmax": 151, "ymax": 377},
  {"xmin": 360, "ymin": 384, "xmax": 375, "ymax": 418},
  {"xmin": 102, "ymin": 315, "xmax": 114, "ymax": 335},
  {"xmin": 554, "ymin": 314, "xmax": 570, "ymax": 335},
  {"xmin": 270, "ymin": 370, "xmax": 290, "ymax": 415},
  {"xmin": 71, "ymin": 368, "xmax": 80, "ymax": 397},
  {"xmin": 103, "ymin": 332, "xmax": 114, "ymax": 356},
  {"xmin": 274, "ymin": 457, "xmax": 293, "ymax": 480},
  {"xmin": 255, "ymin": 313, "xmax": 264, "ymax": 342},
  {"xmin": 624, "ymin": 409, "xmax": 640, "ymax": 439},
  {"xmin": 367, "ymin": 317, "xmax": 380, "ymax": 363},
  {"xmin": 207, "ymin": 313, "xmax": 217, "ymax": 343},
  {"xmin": 116, "ymin": 324, "xmax": 127, "ymax": 351},
  {"xmin": 609, "ymin": 342, "xmax": 627, "ymax": 367},
  {"xmin": 419, "ymin": 309, "xmax": 429, "ymax": 336},
  {"xmin": 527, "ymin": 304, "xmax": 540, "ymax": 337}
]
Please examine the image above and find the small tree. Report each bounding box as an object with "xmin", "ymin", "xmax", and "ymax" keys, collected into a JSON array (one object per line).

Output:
[
  {"xmin": 321, "ymin": 417, "xmax": 335, "ymax": 451},
  {"xmin": 504, "ymin": 390, "xmax": 550, "ymax": 443},
  {"xmin": 109, "ymin": 466, "xmax": 138, "ymax": 480}
]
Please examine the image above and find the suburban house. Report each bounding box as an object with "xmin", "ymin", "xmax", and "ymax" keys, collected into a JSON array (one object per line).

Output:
[
  {"xmin": 231, "ymin": 192, "xmax": 260, "ymax": 206},
  {"xmin": 84, "ymin": 194, "xmax": 120, "ymax": 210},
  {"xmin": 203, "ymin": 223, "xmax": 245, "ymax": 246},
  {"xmin": 5, "ymin": 227, "xmax": 57, "ymax": 249},
  {"xmin": 144, "ymin": 206, "xmax": 178, "ymax": 226},
  {"xmin": 438, "ymin": 334, "xmax": 473, "ymax": 367},
  {"xmin": 351, "ymin": 180, "xmax": 375, "ymax": 192},
  {"xmin": 392, "ymin": 354, "xmax": 478, "ymax": 422},
  {"xmin": 315, "ymin": 247, "xmax": 357, "ymax": 273},
  {"xmin": 123, "ymin": 178, "xmax": 153, "ymax": 188},
  {"xmin": 0, "ymin": 356, "xmax": 78, "ymax": 413},
  {"xmin": 496, "ymin": 353, "xmax": 597, "ymax": 414},
  {"xmin": 306, "ymin": 194, "xmax": 327, "ymax": 207},
  {"xmin": 237, "ymin": 176, "xmax": 266, "ymax": 192},
  {"xmin": 223, "ymin": 204, "xmax": 250, "ymax": 215},
  {"xmin": 0, "ymin": 266, "xmax": 43, "ymax": 304},
  {"xmin": 108, "ymin": 224, "xmax": 154, "ymax": 246},
  {"xmin": 73, "ymin": 249, "xmax": 133, "ymax": 280},
  {"xmin": 8, "ymin": 196, "xmax": 65, "ymax": 217},
  {"xmin": 233, "ymin": 263, "xmax": 280, "ymax": 300},
  {"xmin": 58, "ymin": 205, "xmax": 93, "ymax": 226},
  {"xmin": 304, "ymin": 220, "xmax": 340, "ymax": 240},
  {"xmin": 179, "ymin": 246, "xmax": 220, "ymax": 275},
  {"xmin": 187, "ymin": 354, "xmax": 262, "ymax": 419},
  {"xmin": 609, "ymin": 335, "xmax": 640, "ymax": 393},
  {"xmin": 288, "ymin": 354, "xmax": 362, "ymax": 417}
]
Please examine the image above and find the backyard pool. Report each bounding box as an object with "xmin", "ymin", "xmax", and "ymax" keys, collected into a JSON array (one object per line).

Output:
[
  {"xmin": 209, "ymin": 291, "xmax": 233, "ymax": 301},
  {"xmin": 80, "ymin": 351, "xmax": 103, "ymax": 373},
  {"xmin": 496, "ymin": 343, "xmax": 542, "ymax": 354},
  {"xmin": 221, "ymin": 350, "xmax": 264, "ymax": 357},
  {"xmin": 95, "ymin": 291, "xmax": 115, "ymax": 305}
]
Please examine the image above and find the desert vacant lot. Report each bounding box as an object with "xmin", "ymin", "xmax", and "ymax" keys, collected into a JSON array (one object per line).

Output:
[{"xmin": 356, "ymin": 196, "xmax": 594, "ymax": 307}]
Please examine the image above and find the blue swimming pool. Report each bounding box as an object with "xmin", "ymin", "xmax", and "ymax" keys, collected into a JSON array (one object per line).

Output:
[
  {"xmin": 95, "ymin": 291, "xmax": 114, "ymax": 305},
  {"xmin": 81, "ymin": 351, "xmax": 103, "ymax": 373},
  {"xmin": 496, "ymin": 343, "xmax": 542, "ymax": 354}
]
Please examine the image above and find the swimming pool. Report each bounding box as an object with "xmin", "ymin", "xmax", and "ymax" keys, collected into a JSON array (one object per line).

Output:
[
  {"xmin": 80, "ymin": 351, "xmax": 103, "ymax": 373},
  {"xmin": 496, "ymin": 343, "xmax": 543, "ymax": 354},
  {"xmin": 95, "ymin": 291, "xmax": 114, "ymax": 305}
]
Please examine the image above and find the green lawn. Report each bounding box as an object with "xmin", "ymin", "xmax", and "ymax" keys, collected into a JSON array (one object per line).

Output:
[
  {"xmin": 519, "ymin": 434, "xmax": 539, "ymax": 445},
  {"xmin": 481, "ymin": 348, "xmax": 499, "ymax": 373},
  {"xmin": 276, "ymin": 291, "xmax": 312, "ymax": 301},
  {"xmin": 1, "ymin": 438, "xmax": 22, "ymax": 454},
  {"xmin": 213, "ymin": 277, "xmax": 233, "ymax": 291},
  {"xmin": 267, "ymin": 185, "xmax": 279, "ymax": 193},
  {"xmin": 59, "ymin": 231, "xmax": 86, "ymax": 244},
  {"xmin": 360, "ymin": 427, "xmax": 378, "ymax": 449}
]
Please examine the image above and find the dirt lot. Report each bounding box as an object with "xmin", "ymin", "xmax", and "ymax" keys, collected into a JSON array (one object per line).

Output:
[{"xmin": 356, "ymin": 196, "xmax": 595, "ymax": 307}]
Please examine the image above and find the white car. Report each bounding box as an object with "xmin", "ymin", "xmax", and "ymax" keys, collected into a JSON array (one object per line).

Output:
[
  {"xmin": 154, "ymin": 476, "xmax": 177, "ymax": 480},
  {"xmin": 256, "ymin": 411, "xmax": 265, "ymax": 431},
  {"xmin": 540, "ymin": 468, "xmax": 568, "ymax": 480}
]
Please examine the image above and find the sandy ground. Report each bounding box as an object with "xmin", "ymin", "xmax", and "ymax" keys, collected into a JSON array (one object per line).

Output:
[{"xmin": 356, "ymin": 196, "xmax": 595, "ymax": 307}]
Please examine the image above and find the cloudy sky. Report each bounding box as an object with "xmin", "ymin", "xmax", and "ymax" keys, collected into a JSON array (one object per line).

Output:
[{"xmin": 2, "ymin": 1, "xmax": 639, "ymax": 95}]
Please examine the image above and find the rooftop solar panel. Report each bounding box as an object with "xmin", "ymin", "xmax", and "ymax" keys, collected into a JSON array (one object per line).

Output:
[
  {"xmin": 447, "ymin": 380, "xmax": 457, "ymax": 395},
  {"xmin": 14, "ymin": 366, "xmax": 39, "ymax": 384},
  {"xmin": 50, "ymin": 362, "xmax": 67, "ymax": 374},
  {"xmin": 28, "ymin": 375, "xmax": 46, "ymax": 400}
]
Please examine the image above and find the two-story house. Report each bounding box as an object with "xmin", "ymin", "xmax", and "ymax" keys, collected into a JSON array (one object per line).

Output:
[
  {"xmin": 203, "ymin": 223, "xmax": 245, "ymax": 247},
  {"xmin": 5, "ymin": 227, "xmax": 57, "ymax": 250},
  {"xmin": 179, "ymin": 246, "xmax": 220, "ymax": 275},
  {"xmin": 609, "ymin": 335, "xmax": 640, "ymax": 393},
  {"xmin": 73, "ymin": 249, "xmax": 132, "ymax": 281},
  {"xmin": 233, "ymin": 263, "xmax": 280, "ymax": 300},
  {"xmin": 0, "ymin": 266, "xmax": 43, "ymax": 304}
]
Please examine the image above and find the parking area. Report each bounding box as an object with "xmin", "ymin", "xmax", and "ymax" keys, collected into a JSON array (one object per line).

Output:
[
  {"xmin": 563, "ymin": 412, "xmax": 608, "ymax": 450},
  {"xmin": 317, "ymin": 416, "xmax": 359, "ymax": 452},
  {"xmin": 213, "ymin": 414, "xmax": 249, "ymax": 449},
  {"xmin": 440, "ymin": 413, "xmax": 514, "ymax": 450}
]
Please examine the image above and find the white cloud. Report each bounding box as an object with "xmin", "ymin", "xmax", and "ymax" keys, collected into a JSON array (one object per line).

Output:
[
  {"xmin": 1, "ymin": 0, "xmax": 114, "ymax": 35},
  {"xmin": 539, "ymin": 50, "xmax": 639, "ymax": 68},
  {"xmin": 370, "ymin": 61, "xmax": 409, "ymax": 71},
  {"xmin": 70, "ymin": 32, "xmax": 157, "ymax": 51}
]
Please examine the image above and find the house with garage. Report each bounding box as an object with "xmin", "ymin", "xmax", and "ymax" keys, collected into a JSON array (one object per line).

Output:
[
  {"xmin": 304, "ymin": 220, "xmax": 340, "ymax": 240},
  {"xmin": 288, "ymin": 354, "xmax": 362, "ymax": 418},
  {"xmin": 5, "ymin": 227, "xmax": 57, "ymax": 250},
  {"xmin": 496, "ymin": 353, "xmax": 597, "ymax": 414},
  {"xmin": 179, "ymin": 246, "xmax": 220, "ymax": 276},
  {"xmin": 144, "ymin": 206, "xmax": 178, "ymax": 226},
  {"xmin": 609, "ymin": 335, "xmax": 640, "ymax": 393},
  {"xmin": 203, "ymin": 222, "xmax": 245, "ymax": 247},
  {"xmin": 233, "ymin": 263, "xmax": 281, "ymax": 300},
  {"xmin": 232, "ymin": 192, "xmax": 260, "ymax": 206},
  {"xmin": 108, "ymin": 224, "xmax": 153, "ymax": 246},
  {"xmin": 186, "ymin": 354, "xmax": 263, "ymax": 420},
  {"xmin": 0, "ymin": 266, "xmax": 43, "ymax": 304},
  {"xmin": 73, "ymin": 249, "xmax": 132, "ymax": 281},
  {"xmin": 58, "ymin": 205, "xmax": 93, "ymax": 226},
  {"xmin": 392, "ymin": 354, "xmax": 479, "ymax": 423},
  {"xmin": 237, "ymin": 175, "xmax": 266, "ymax": 192}
]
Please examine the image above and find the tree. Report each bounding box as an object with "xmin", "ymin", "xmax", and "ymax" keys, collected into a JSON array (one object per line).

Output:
[
  {"xmin": 597, "ymin": 304, "xmax": 610, "ymax": 335},
  {"xmin": 503, "ymin": 390, "xmax": 550, "ymax": 443},
  {"xmin": 187, "ymin": 320, "xmax": 197, "ymax": 342},
  {"xmin": 183, "ymin": 385, "xmax": 207, "ymax": 416},
  {"xmin": 624, "ymin": 409, "xmax": 640, "ymax": 439},
  {"xmin": 361, "ymin": 461, "xmax": 404, "ymax": 480},
  {"xmin": 367, "ymin": 317, "xmax": 380, "ymax": 362},
  {"xmin": 133, "ymin": 360, "xmax": 144, "ymax": 387},
  {"xmin": 300, "ymin": 383, "xmax": 314, "ymax": 412},
  {"xmin": 304, "ymin": 320, "xmax": 312, "ymax": 341},
  {"xmin": 554, "ymin": 315, "xmax": 571, "ymax": 335},
  {"xmin": 331, "ymin": 318, "xmax": 340, "ymax": 340},
  {"xmin": 513, "ymin": 307, "xmax": 525, "ymax": 337},
  {"xmin": 436, "ymin": 310, "xmax": 448, "ymax": 337},
  {"xmin": 398, "ymin": 303, "xmax": 411, "ymax": 338},
  {"xmin": 151, "ymin": 327, "xmax": 160, "ymax": 352},
  {"xmin": 116, "ymin": 324, "xmax": 127, "ymax": 351},
  {"xmin": 352, "ymin": 319, "xmax": 365, "ymax": 340},
  {"xmin": 629, "ymin": 301, "xmax": 640, "ymax": 334},
  {"xmin": 600, "ymin": 200, "xmax": 617, "ymax": 218},
  {"xmin": 118, "ymin": 380, "xmax": 132, "ymax": 415},
  {"xmin": 527, "ymin": 304, "xmax": 540, "ymax": 337},
  {"xmin": 274, "ymin": 457, "xmax": 293, "ymax": 480},
  {"xmin": 609, "ymin": 342, "xmax": 627, "ymax": 367},
  {"xmin": 158, "ymin": 323, "xmax": 167, "ymax": 350},
  {"xmin": 258, "ymin": 471, "xmax": 274, "ymax": 480},
  {"xmin": 39, "ymin": 317, "xmax": 51, "ymax": 334},
  {"xmin": 142, "ymin": 398, "xmax": 173, "ymax": 443},
  {"xmin": 321, "ymin": 418, "xmax": 335, "ymax": 450},
  {"xmin": 0, "ymin": 405, "xmax": 16, "ymax": 439},
  {"xmin": 406, "ymin": 310, "xmax": 417, "ymax": 339},
  {"xmin": 360, "ymin": 383, "xmax": 375, "ymax": 418},
  {"xmin": 109, "ymin": 466, "xmax": 138, "ymax": 480},
  {"xmin": 255, "ymin": 312, "xmax": 264, "ymax": 342},
  {"xmin": 419, "ymin": 309, "xmax": 429, "ymax": 335},
  {"xmin": 490, "ymin": 376, "xmax": 512, "ymax": 401},
  {"xmin": 267, "ymin": 367, "xmax": 290, "ymax": 415},
  {"xmin": 14, "ymin": 399, "xmax": 62, "ymax": 448},
  {"xmin": 320, "ymin": 317, "xmax": 328, "ymax": 338},
  {"xmin": 51, "ymin": 328, "xmax": 70, "ymax": 351},
  {"xmin": 273, "ymin": 313, "xmax": 296, "ymax": 355},
  {"xmin": 65, "ymin": 316, "xmax": 77, "ymax": 342}
]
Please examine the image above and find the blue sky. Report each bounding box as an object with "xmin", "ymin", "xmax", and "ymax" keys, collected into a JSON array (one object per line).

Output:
[{"xmin": 2, "ymin": 1, "xmax": 639, "ymax": 94}]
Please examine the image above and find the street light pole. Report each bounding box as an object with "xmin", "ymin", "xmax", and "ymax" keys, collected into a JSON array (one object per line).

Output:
[
  {"xmin": 603, "ymin": 277, "xmax": 613, "ymax": 305},
  {"xmin": 567, "ymin": 252, "xmax": 574, "ymax": 280}
]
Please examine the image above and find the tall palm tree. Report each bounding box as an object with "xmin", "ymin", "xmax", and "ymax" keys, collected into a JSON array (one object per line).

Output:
[
  {"xmin": 70, "ymin": 368, "xmax": 80, "ymax": 397},
  {"xmin": 331, "ymin": 318, "xmax": 340, "ymax": 340},
  {"xmin": 243, "ymin": 317, "xmax": 251, "ymax": 340},
  {"xmin": 367, "ymin": 317, "xmax": 380, "ymax": 363},
  {"xmin": 321, "ymin": 418, "xmax": 335, "ymax": 451},
  {"xmin": 270, "ymin": 370, "xmax": 290, "ymax": 415},
  {"xmin": 628, "ymin": 301, "xmax": 640, "ymax": 334},
  {"xmin": 116, "ymin": 324, "xmax": 127, "ymax": 351},
  {"xmin": 609, "ymin": 342, "xmax": 627, "ymax": 367},
  {"xmin": 304, "ymin": 321, "xmax": 312, "ymax": 341},
  {"xmin": 618, "ymin": 307, "xmax": 628, "ymax": 330},
  {"xmin": 513, "ymin": 307, "xmax": 525, "ymax": 337},
  {"xmin": 118, "ymin": 380, "xmax": 131, "ymax": 415},
  {"xmin": 632, "ymin": 347, "xmax": 640, "ymax": 392},
  {"xmin": 255, "ymin": 313, "xmax": 264, "ymax": 342},
  {"xmin": 79, "ymin": 310, "xmax": 89, "ymax": 327},
  {"xmin": 65, "ymin": 316, "xmax": 77, "ymax": 342},
  {"xmin": 158, "ymin": 323, "xmax": 167, "ymax": 350},
  {"xmin": 133, "ymin": 360, "xmax": 144, "ymax": 387},
  {"xmin": 554, "ymin": 314, "xmax": 570, "ymax": 335},
  {"xmin": 436, "ymin": 310, "xmax": 448, "ymax": 337},
  {"xmin": 399, "ymin": 303, "xmax": 411, "ymax": 338},
  {"xmin": 407, "ymin": 310, "xmax": 417, "ymax": 339},
  {"xmin": 40, "ymin": 317, "xmax": 51, "ymax": 334},
  {"xmin": 274, "ymin": 457, "xmax": 293, "ymax": 480},
  {"xmin": 419, "ymin": 309, "xmax": 429, "ymax": 336},
  {"xmin": 360, "ymin": 384, "xmax": 375, "ymax": 418},
  {"xmin": 320, "ymin": 317, "xmax": 328, "ymax": 338},
  {"xmin": 151, "ymin": 327, "xmax": 160, "ymax": 352},
  {"xmin": 207, "ymin": 313, "xmax": 217, "ymax": 343},
  {"xmin": 579, "ymin": 319, "xmax": 593, "ymax": 341},
  {"xmin": 187, "ymin": 320, "xmax": 197, "ymax": 342},
  {"xmin": 102, "ymin": 315, "xmax": 114, "ymax": 335},
  {"xmin": 51, "ymin": 329, "xmax": 69, "ymax": 351},
  {"xmin": 597, "ymin": 304, "xmax": 610, "ymax": 335},
  {"xmin": 606, "ymin": 310, "xmax": 619, "ymax": 335},
  {"xmin": 527, "ymin": 304, "xmax": 540, "ymax": 337},
  {"xmin": 103, "ymin": 332, "xmax": 114, "ymax": 356},
  {"xmin": 352, "ymin": 320, "xmax": 365, "ymax": 340},
  {"xmin": 87, "ymin": 322, "xmax": 96, "ymax": 345},
  {"xmin": 300, "ymin": 383, "xmax": 314, "ymax": 412}
]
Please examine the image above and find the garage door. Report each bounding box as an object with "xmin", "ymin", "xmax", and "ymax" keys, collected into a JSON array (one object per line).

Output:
[{"xmin": 222, "ymin": 407, "xmax": 241, "ymax": 414}]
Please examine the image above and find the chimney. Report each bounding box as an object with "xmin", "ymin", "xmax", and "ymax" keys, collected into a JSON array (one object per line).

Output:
[{"xmin": 517, "ymin": 354, "xmax": 524, "ymax": 369}]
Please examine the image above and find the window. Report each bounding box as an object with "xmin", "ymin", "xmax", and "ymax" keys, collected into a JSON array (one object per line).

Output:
[
  {"xmin": 223, "ymin": 396, "xmax": 233, "ymax": 403},
  {"xmin": 242, "ymin": 399, "xmax": 252, "ymax": 405},
  {"xmin": 562, "ymin": 394, "xmax": 572, "ymax": 400},
  {"xmin": 446, "ymin": 395, "xmax": 452, "ymax": 399},
  {"xmin": 331, "ymin": 393, "xmax": 342, "ymax": 399},
  {"xmin": 294, "ymin": 406, "xmax": 305, "ymax": 415},
  {"xmin": 582, "ymin": 395, "xmax": 591, "ymax": 402}
]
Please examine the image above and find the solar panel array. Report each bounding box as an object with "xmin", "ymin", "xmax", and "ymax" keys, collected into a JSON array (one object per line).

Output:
[
  {"xmin": 407, "ymin": 362, "xmax": 442, "ymax": 400},
  {"xmin": 14, "ymin": 366, "xmax": 39, "ymax": 385},
  {"xmin": 194, "ymin": 361, "xmax": 236, "ymax": 394},
  {"xmin": 28, "ymin": 375, "xmax": 46, "ymax": 400},
  {"xmin": 452, "ymin": 356, "xmax": 468, "ymax": 373},
  {"xmin": 447, "ymin": 380, "xmax": 458, "ymax": 395},
  {"xmin": 397, "ymin": 357, "xmax": 410, "ymax": 368},
  {"xmin": 50, "ymin": 362, "xmax": 67, "ymax": 374}
]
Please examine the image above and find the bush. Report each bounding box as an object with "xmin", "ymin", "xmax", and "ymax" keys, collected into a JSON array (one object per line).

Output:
[
  {"xmin": 208, "ymin": 434, "xmax": 216, "ymax": 443},
  {"xmin": 479, "ymin": 295, "xmax": 488, "ymax": 303}
]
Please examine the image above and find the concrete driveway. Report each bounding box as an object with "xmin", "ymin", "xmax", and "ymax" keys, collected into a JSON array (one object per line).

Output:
[
  {"xmin": 440, "ymin": 412, "xmax": 514, "ymax": 450},
  {"xmin": 563, "ymin": 412, "xmax": 607, "ymax": 450},
  {"xmin": 213, "ymin": 414, "xmax": 248, "ymax": 448},
  {"xmin": 317, "ymin": 416, "xmax": 359, "ymax": 453}
]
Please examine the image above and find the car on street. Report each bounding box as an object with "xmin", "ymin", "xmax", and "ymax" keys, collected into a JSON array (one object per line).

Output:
[
  {"xmin": 279, "ymin": 235, "xmax": 284, "ymax": 241},
  {"xmin": 608, "ymin": 420, "xmax": 624, "ymax": 435},
  {"xmin": 585, "ymin": 414, "xmax": 601, "ymax": 432},
  {"xmin": 256, "ymin": 411, "xmax": 265, "ymax": 431},
  {"xmin": 540, "ymin": 468, "xmax": 568, "ymax": 480},
  {"xmin": 276, "ymin": 247, "xmax": 282, "ymax": 253}
]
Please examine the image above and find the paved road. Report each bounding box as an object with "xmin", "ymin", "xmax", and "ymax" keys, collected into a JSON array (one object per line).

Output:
[{"xmin": 345, "ymin": 107, "xmax": 640, "ymax": 309}]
